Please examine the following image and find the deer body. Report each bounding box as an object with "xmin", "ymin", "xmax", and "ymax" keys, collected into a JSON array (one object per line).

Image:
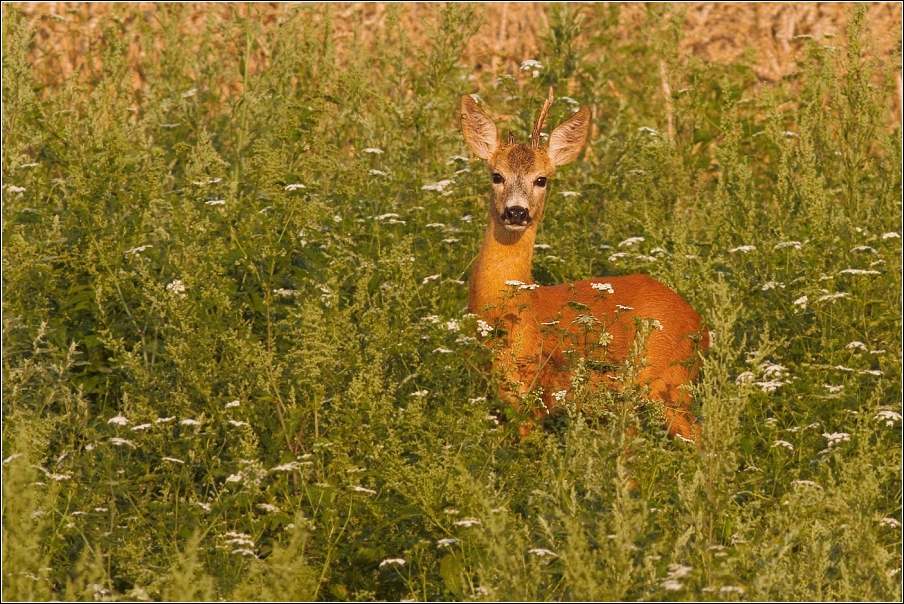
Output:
[{"xmin": 461, "ymin": 92, "xmax": 708, "ymax": 440}]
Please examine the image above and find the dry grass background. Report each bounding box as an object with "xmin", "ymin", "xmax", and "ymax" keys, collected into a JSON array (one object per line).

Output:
[{"xmin": 11, "ymin": 2, "xmax": 903, "ymax": 94}]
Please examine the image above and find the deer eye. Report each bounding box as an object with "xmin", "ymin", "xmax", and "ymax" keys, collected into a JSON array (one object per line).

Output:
[
  {"xmin": 534, "ymin": 177, "xmax": 547, "ymax": 188},
  {"xmin": 492, "ymin": 173, "xmax": 504, "ymax": 184}
]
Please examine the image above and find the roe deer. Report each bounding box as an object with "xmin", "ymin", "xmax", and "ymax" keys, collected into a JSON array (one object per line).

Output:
[{"xmin": 460, "ymin": 90, "xmax": 708, "ymax": 440}]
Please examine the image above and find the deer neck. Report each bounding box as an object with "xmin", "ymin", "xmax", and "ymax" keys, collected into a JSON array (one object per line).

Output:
[{"xmin": 469, "ymin": 216, "xmax": 537, "ymax": 319}]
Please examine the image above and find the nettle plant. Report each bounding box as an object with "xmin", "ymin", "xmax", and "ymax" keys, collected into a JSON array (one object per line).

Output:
[{"xmin": 2, "ymin": 4, "xmax": 900, "ymax": 601}]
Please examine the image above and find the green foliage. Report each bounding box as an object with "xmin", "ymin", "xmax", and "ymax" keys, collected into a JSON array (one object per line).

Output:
[{"xmin": 3, "ymin": 4, "xmax": 901, "ymax": 601}]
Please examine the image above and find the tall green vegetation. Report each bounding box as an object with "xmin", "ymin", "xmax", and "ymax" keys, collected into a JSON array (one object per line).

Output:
[{"xmin": 3, "ymin": 4, "xmax": 900, "ymax": 600}]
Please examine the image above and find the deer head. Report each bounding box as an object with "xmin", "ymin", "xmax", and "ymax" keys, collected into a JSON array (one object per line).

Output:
[{"xmin": 460, "ymin": 90, "xmax": 591, "ymax": 232}]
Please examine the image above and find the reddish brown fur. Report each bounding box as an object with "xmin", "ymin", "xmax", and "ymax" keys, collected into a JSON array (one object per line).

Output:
[{"xmin": 461, "ymin": 93, "xmax": 709, "ymax": 440}]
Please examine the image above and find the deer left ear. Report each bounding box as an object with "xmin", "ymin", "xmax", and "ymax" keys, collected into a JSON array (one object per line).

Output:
[{"xmin": 547, "ymin": 107, "xmax": 591, "ymax": 167}]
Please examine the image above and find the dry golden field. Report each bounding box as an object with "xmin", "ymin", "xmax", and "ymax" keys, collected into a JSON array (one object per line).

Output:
[{"xmin": 12, "ymin": 2, "xmax": 903, "ymax": 92}]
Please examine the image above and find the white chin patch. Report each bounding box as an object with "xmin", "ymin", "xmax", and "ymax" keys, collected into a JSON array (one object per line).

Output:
[{"xmin": 504, "ymin": 224, "xmax": 527, "ymax": 232}]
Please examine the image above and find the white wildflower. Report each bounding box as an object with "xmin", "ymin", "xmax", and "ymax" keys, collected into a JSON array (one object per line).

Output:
[
  {"xmin": 161, "ymin": 457, "xmax": 185, "ymax": 464},
  {"xmin": 155, "ymin": 416, "xmax": 176, "ymax": 424},
  {"xmin": 528, "ymin": 548, "xmax": 557, "ymax": 557},
  {"xmin": 846, "ymin": 341, "xmax": 868, "ymax": 352},
  {"xmin": 180, "ymin": 419, "xmax": 200, "ymax": 426},
  {"xmin": 735, "ymin": 371, "xmax": 755, "ymax": 385},
  {"xmin": 559, "ymin": 191, "xmax": 580, "ymax": 197},
  {"xmin": 835, "ymin": 365, "xmax": 854, "ymax": 372},
  {"xmin": 616, "ymin": 304, "xmax": 634, "ymax": 311},
  {"xmin": 422, "ymin": 274, "xmax": 441, "ymax": 285},
  {"xmin": 729, "ymin": 245, "xmax": 756, "ymax": 253},
  {"xmin": 662, "ymin": 579, "xmax": 683, "ymax": 591},
  {"xmin": 124, "ymin": 244, "xmax": 153, "ymax": 255},
  {"xmin": 618, "ymin": 236, "xmax": 645, "ymax": 247},
  {"xmin": 443, "ymin": 508, "xmax": 460, "ymax": 515},
  {"xmin": 879, "ymin": 517, "xmax": 901, "ymax": 528},
  {"xmin": 351, "ymin": 486, "xmax": 377, "ymax": 495},
  {"xmin": 650, "ymin": 319, "xmax": 664, "ymax": 330},
  {"xmin": 839, "ymin": 268, "xmax": 881, "ymax": 275},
  {"xmin": 591, "ymin": 282, "xmax": 614, "ymax": 293},
  {"xmin": 369, "ymin": 169, "xmax": 388, "ymax": 177},
  {"xmin": 761, "ymin": 281, "xmax": 785, "ymax": 290},
  {"xmin": 271, "ymin": 462, "xmax": 300, "ymax": 472},
  {"xmin": 3, "ymin": 454, "xmax": 23, "ymax": 465},
  {"xmin": 333, "ymin": 214, "xmax": 342, "ymax": 222},
  {"xmin": 608, "ymin": 252, "xmax": 628, "ymax": 262},
  {"xmin": 205, "ymin": 199, "xmax": 226, "ymax": 206},
  {"xmin": 552, "ymin": 390, "xmax": 567, "ymax": 403},
  {"xmin": 109, "ymin": 437, "xmax": 135, "ymax": 448},
  {"xmin": 446, "ymin": 155, "xmax": 469, "ymax": 164},
  {"xmin": 107, "ymin": 416, "xmax": 129, "ymax": 426},
  {"xmin": 226, "ymin": 473, "xmax": 244, "ymax": 483},
  {"xmin": 228, "ymin": 420, "xmax": 248, "ymax": 427},
  {"xmin": 362, "ymin": 148, "xmax": 384, "ymax": 154},
  {"xmin": 720, "ymin": 586, "xmax": 746, "ymax": 595},
  {"xmin": 823, "ymin": 384, "xmax": 844, "ymax": 393},
  {"xmin": 445, "ymin": 319, "xmax": 460, "ymax": 331},
  {"xmin": 380, "ymin": 558, "xmax": 406, "ymax": 568},
  {"xmin": 7, "ymin": 185, "xmax": 26, "ymax": 193},
  {"xmin": 231, "ymin": 549, "xmax": 256, "ymax": 557},
  {"xmin": 520, "ymin": 283, "xmax": 539, "ymax": 290},
  {"xmin": 874, "ymin": 410, "xmax": 902, "ymax": 426},
  {"xmin": 422, "ymin": 180, "xmax": 454, "ymax": 192},
  {"xmin": 226, "ymin": 400, "xmax": 240, "ymax": 408},
  {"xmin": 881, "ymin": 232, "xmax": 900, "ymax": 239},
  {"xmin": 131, "ymin": 423, "xmax": 151, "ymax": 431},
  {"xmin": 166, "ymin": 279, "xmax": 186, "ymax": 296},
  {"xmin": 823, "ymin": 432, "xmax": 851, "ymax": 447},
  {"xmin": 504, "ymin": 279, "xmax": 525, "ymax": 287},
  {"xmin": 437, "ymin": 538, "xmax": 459, "ymax": 548},
  {"xmin": 860, "ymin": 369, "xmax": 883, "ymax": 376},
  {"xmin": 454, "ymin": 518, "xmax": 482, "ymax": 527},
  {"xmin": 520, "ymin": 59, "xmax": 543, "ymax": 78},
  {"xmin": 762, "ymin": 364, "xmax": 786, "ymax": 379},
  {"xmin": 816, "ymin": 292, "xmax": 849, "ymax": 302},
  {"xmin": 257, "ymin": 503, "xmax": 281, "ymax": 513},
  {"xmin": 433, "ymin": 348, "xmax": 453, "ymax": 354},
  {"xmin": 195, "ymin": 502, "xmax": 212, "ymax": 511},
  {"xmin": 668, "ymin": 564, "xmax": 693, "ymax": 578},
  {"xmin": 772, "ymin": 440, "xmax": 794, "ymax": 451},
  {"xmin": 791, "ymin": 480, "xmax": 821, "ymax": 488},
  {"xmin": 411, "ymin": 390, "xmax": 428, "ymax": 397},
  {"xmin": 442, "ymin": 238, "xmax": 459, "ymax": 243},
  {"xmin": 851, "ymin": 245, "xmax": 877, "ymax": 254},
  {"xmin": 638, "ymin": 126, "xmax": 659, "ymax": 136},
  {"xmin": 782, "ymin": 131, "xmax": 799, "ymax": 138},
  {"xmin": 476, "ymin": 319, "xmax": 493, "ymax": 337},
  {"xmin": 774, "ymin": 241, "xmax": 802, "ymax": 250},
  {"xmin": 284, "ymin": 183, "xmax": 306, "ymax": 191},
  {"xmin": 754, "ymin": 380, "xmax": 784, "ymax": 393},
  {"xmin": 272, "ymin": 288, "xmax": 298, "ymax": 297},
  {"xmin": 426, "ymin": 222, "xmax": 445, "ymax": 228}
]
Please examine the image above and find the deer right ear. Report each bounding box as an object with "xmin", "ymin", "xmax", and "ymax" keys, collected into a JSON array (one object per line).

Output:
[{"xmin": 460, "ymin": 95, "xmax": 501, "ymax": 160}]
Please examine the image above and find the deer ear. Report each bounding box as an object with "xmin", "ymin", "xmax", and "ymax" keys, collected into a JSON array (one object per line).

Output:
[
  {"xmin": 547, "ymin": 107, "xmax": 591, "ymax": 166},
  {"xmin": 460, "ymin": 95, "xmax": 501, "ymax": 160}
]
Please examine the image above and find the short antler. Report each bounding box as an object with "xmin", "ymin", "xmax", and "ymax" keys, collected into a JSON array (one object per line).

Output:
[{"xmin": 530, "ymin": 87, "xmax": 555, "ymax": 148}]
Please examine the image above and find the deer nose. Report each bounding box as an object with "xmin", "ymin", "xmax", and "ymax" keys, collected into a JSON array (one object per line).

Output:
[{"xmin": 502, "ymin": 206, "xmax": 530, "ymax": 225}]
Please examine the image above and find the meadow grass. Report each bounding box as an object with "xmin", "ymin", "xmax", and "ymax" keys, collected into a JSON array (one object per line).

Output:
[{"xmin": 2, "ymin": 4, "xmax": 901, "ymax": 601}]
